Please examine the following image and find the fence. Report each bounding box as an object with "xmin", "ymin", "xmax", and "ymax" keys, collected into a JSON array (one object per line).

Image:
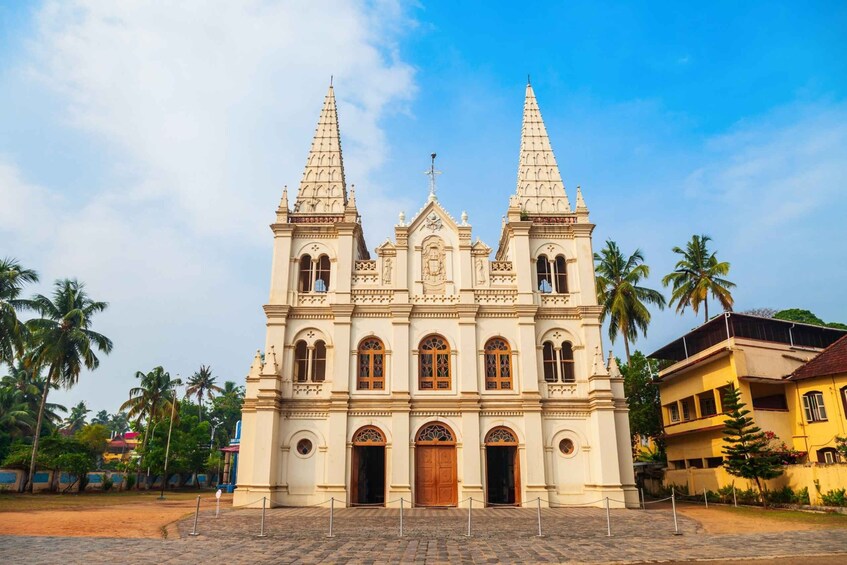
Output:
[{"xmin": 179, "ymin": 489, "xmax": 695, "ymax": 540}]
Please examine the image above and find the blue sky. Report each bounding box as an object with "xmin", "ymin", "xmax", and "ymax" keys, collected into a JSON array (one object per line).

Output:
[{"xmin": 1, "ymin": 1, "xmax": 846, "ymax": 414}]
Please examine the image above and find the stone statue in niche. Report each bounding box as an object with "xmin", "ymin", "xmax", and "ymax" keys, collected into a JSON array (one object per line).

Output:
[
  {"xmin": 476, "ymin": 258, "xmax": 487, "ymax": 285},
  {"xmin": 422, "ymin": 236, "xmax": 446, "ymax": 294},
  {"xmin": 382, "ymin": 257, "xmax": 393, "ymax": 285}
]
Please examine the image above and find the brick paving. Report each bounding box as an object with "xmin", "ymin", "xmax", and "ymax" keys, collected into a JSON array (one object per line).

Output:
[{"xmin": 1, "ymin": 504, "xmax": 846, "ymax": 563}]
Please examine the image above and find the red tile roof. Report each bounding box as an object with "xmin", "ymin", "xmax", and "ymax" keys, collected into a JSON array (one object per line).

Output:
[{"xmin": 789, "ymin": 334, "xmax": 847, "ymax": 380}]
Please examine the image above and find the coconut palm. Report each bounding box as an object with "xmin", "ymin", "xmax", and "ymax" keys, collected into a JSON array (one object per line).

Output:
[
  {"xmin": 662, "ymin": 234, "xmax": 735, "ymax": 322},
  {"xmin": 0, "ymin": 258, "xmax": 39, "ymax": 365},
  {"xmin": 63, "ymin": 401, "xmax": 90, "ymax": 433},
  {"xmin": 120, "ymin": 366, "xmax": 179, "ymax": 450},
  {"xmin": 185, "ymin": 365, "xmax": 223, "ymax": 421},
  {"xmin": 594, "ymin": 240, "xmax": 666, "ymax": 363},
  {"xmin": 91, "ymin": 410, "xmax": 110, "ymax": 425},
  {"xmin": 0, "ymin": 387, "xmax": 34, "ymax": 436},
  {"xmin": 107, "ymin": 411, "xmax": 130, "ymax": 436},
  {"xmin": 24, "ymin": 279, "xmax": 112, "ymax": 492},
  {"xmin": 1, "ymin": 357, "xmax": 66, "ymax": 430}
]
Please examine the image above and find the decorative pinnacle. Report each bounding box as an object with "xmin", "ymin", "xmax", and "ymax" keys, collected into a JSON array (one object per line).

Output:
[
  {"xmin": 575, "ymin": 185, "xmax": 587, "ymax": 211},
  {"xmin": 425, "ymin": 152, "xmax": 442, "ymax": 201}
]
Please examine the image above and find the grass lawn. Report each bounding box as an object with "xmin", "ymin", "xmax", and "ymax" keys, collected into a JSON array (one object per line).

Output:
[
  {"xmin": 721, "ymin": 504, "xmax": 847, "ymax": 526},
  {"xmin": 0, "ymin": 490, "xmax": 208, "ymax": 512},
  {"xmin": 676, "ymin": 501, "xmax": 847, "ymax": 533}
]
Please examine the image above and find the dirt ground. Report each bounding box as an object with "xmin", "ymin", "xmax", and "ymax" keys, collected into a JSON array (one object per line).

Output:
[
  {"xmin": 675, "ymin": 502, "xmax": 847, "ymax": 533},
  {"xmin": 0, "ymin": 491, "xmax": 227, "ymax": 539}
]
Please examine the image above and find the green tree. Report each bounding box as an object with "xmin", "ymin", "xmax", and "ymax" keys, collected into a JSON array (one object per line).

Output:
[
  {"xmin": 185, "ymin": 365, "xmax": 223, "ymax": 421},
  {"xmin": 120, "ymin": 366, "xmax": 179, "ymax": 452},
  {"xmin": 1, "ymin": 357, "xmax": 66, "ymax": 432},
  {"xmin": 594, "ymin": 240, "xmax": 666, "ymax": 363},
  {"xmin": 91, "ymin": 410, "xmax": 110, "ymax": 425},
  {"xmin": 107, "ymin": 412, "xmax": 130, "ymax": 436},
  {"xmin": 774, "ymin": 308, "xmax": 847, "ymax": 329},
  {"xmin": 0, "ymin": 258, "xmax": 39, "ymax": 365},
  {"xmin": 620, "ymin": 351, "xmax": 664, "ymax": 453},
  {"xmin": 64, "ymin": 401, "xmax": 91, "ymax": 433},
  {"xmin": 140, "ymin": 399, "xmax": 211, "ymax": 488},
  {"xmin": 721, "ymin": 385, "xmax": 783, "ymax": 505},
  {"xmin": 209, "ymin": 381, "xmax": 244, "ymax": 447},
  {"xmin": 663, "ymin": 234, "xmax": 735, "ymax": 322},
  {"xmin": 24, "ymin": 279, "xmax": 113, "ymax": 492},
  {"xmin": 75, "ymin": 423, "xmax": 110, "ymax": 460}
]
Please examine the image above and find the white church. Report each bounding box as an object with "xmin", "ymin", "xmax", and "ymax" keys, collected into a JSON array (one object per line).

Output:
[{"xmin": 234, "ymin": 82, "xmax": 637, "ymax": 508}]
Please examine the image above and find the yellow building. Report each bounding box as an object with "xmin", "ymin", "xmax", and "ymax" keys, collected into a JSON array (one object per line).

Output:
[
  {"xmin": 649, "ymin": 313, "xmax": 845, "ymax": 471},
  {"xmin": 785, "ymin": 334, "xmax": 847, "ymax": 463}
]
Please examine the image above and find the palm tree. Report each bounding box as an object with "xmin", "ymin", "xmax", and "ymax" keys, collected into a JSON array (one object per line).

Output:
[
  {"xmin": 64, "ymin": 401, "xmax": 90, "ymax": 433},
  {"xmin": 1, "ymin": 357, "xmax": 67, "ymax": 430},
  {"xmin": 120, "ymin": 366, "xmax": 179, "ymax": 451},
  {"xmin": 662, "ymin": 234, "xmax": 735, "ymax": 322},
  {"xmin": 24, "ymin": 279, "xmax": 113, "ymax": 492},
  {"xmin": 594, "ymin": 240, "xmax": 666, "ymax": 363},
  {"xmin": 0, "ymin": 387, "xmax": 34, "ymax": 437},
  {"xmin": 107, "ymin": 412, "xmax": 130, "ymax": 436},
  {"xmin": 0, "ymin": 258, "xmax": 39, "ymax": 365},
  {"xmin": 185, "ymin": 365, "xmax": 223, "ymax": 421},
  {"xmin": 91, "ymin": 409, "xmax": 110, "ymax": 425}
]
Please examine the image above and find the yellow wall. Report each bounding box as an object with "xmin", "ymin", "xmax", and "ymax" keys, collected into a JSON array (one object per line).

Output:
[{"xmin": 788, "ymin": 372, "xmax": 847, "ymax": 461}]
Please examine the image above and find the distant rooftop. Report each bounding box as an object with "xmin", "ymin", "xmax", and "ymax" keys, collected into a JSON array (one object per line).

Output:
[{"xmin": 648, "ymin": 312, "xmax": 846, "ymax": 363}]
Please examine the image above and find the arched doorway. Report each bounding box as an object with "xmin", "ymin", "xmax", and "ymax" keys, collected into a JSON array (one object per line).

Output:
[
  {"xmin": 485, "ymin": 427, "xmax": 520, "ymax": 506},
  {"xmin": 350, "ymin": 426, "xmax": 386, "ymax": 506},
  {"xmin": 414, "ymin": 423, "xmax": 457, "ymax": 507}
]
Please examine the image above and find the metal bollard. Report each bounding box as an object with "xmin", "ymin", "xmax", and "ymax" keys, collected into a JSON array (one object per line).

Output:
[
  {"xmin": 671, "ymin": 488, "xmax": 682, "ymax": 536},
  {"xmin": 605, "ymin": 497, "xmax": 612, "ymax": 537},
  {"xmin": 465, "ymin": 497, "xmax": 472, "ymax": 537},
  {"xmin": 703, "ymin": 489, "xmax": 708, "ymax": 509},
  {"xmin": 189, "ymin": 495, "xmax": 201, "ymax": 536},
  {"xmin": 399, "ymin": 497, "xmax": 404, "ymax": 537},
  {"xmin": 733, "ymin": 485, "xmax": 737, "ymax": 507},
  {"xmin": 639, "ymin": 488, "xmax": 645, "ymax": 510},
  {"xmin": 535, "ymin": 497, "xmax": 543, "ymax": 537},
  {"xmin": 327, "ymin": 497, "xmax": 335, "ymax": 538},
  {"xmin": 257, "ymin": 496, "xmax": 267, "ymax": 538}
]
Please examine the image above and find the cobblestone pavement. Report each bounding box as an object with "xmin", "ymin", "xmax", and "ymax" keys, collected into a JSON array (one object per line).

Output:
[{"xmin": 1, "ymin": 505, "xmax": 846, "ymax": 564}]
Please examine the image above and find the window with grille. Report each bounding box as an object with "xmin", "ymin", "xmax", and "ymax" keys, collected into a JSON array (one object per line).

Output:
[
  {"xmin": 536, "ymin": 256, "xmax": 552, "ymax": 293},
  {"xmin": 294, "ymin": 340, "xmax": 308, "ymax": 382},
  {"xmin": 802, "ymin": 391, "xmax": 828, "ymax": 422},
  {"xmin": 312, "ymin": 340, "xmax": 327, "ymax": 382},
  {"xmin": 668, "ymin": 403, "xmax": 680, "ymax": 423},
  {"xmin": 484, "ymin": 338, "xmax": 512, "ymax": 390},
  {"xmin": 298, "ymin": 255, "xmax": 313, "ymax": 292},
  {"xmin": 554, "ymin": 255, "xmax": 567, "ymax": 293},
  {"xmin": 357, "ymin": 338, "xmax": 385, "ymax": 390},
  {"xmin": 560, "ymin": 341, "xmax": 575, "ymax": 382},
  {"xmin": 542, "ymin": 341, "xmax": 557, "ymax": 382},
  {"xmin": 315, "ymin": 255, "xmax": 331, "ymax": 293},
  {"xmin": 419, "ymin": 335, "xmax": 451, "ymax": 390}
]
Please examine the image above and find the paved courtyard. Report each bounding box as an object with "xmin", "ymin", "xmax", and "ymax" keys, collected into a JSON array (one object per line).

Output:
[{"xmin": 1, "ymin": 504, "xmax": 846, "ymax": 563}]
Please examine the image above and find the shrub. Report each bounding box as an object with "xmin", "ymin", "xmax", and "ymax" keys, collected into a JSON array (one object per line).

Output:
[
  {"xmin": 124, "ymin": 473, "xmax": 136, "ymax": 490},
  {"xmin": 766, "ymin": 486, "xmax": 795, "ymax": 504},
  {"xmin": 794, "ymin": 487, "xmax": 810, "ymax": 505},
  {"xmin": 103, "ymin": 476, "xmax": 113, "ymax": 492},
  {"xmin": 821, "ymin": 488, "xmax": 847, "ymax": 507}
]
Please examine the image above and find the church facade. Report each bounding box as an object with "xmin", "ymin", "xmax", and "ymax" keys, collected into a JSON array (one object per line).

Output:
[{"xmin": 234, "ymin": 83, "xmax": 637, "ymax": 508}]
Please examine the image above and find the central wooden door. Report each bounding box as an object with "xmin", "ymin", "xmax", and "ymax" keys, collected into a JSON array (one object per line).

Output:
[
  {"xmin": 414, "ymin": 422, "xmax": 458, "ymax": 507},
  {"xmin": 415, "ymin": 445, "xmax": 457, "ymax": 507}
]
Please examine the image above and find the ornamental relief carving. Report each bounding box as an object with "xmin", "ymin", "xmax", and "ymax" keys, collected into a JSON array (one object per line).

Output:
[{"xmin": 421, "ymin": 236, "xmax": 446, "ymax": 295}]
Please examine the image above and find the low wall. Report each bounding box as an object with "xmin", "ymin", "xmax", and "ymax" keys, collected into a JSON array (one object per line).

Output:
[
  {"xmin": 665, "ymin": 463, "xmax": 847, "ymax": 504},
  {"xmin": 0, "ymin": 469, "xmax": 24, "ymax": 492}
]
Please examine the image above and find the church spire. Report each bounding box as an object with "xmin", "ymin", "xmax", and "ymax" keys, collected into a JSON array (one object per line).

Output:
[
  {"xmin": 292, "ymin": 84, "xmax": 348, "ymax": 215},
  {"xmin": 515, "ymin": 82, "xmax": 570, "ymax": 214}
]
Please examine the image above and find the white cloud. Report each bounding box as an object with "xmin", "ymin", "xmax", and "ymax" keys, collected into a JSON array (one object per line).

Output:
[{"xmin": 1, "ymin": 1, "xmax": 417, "ymax": 412}]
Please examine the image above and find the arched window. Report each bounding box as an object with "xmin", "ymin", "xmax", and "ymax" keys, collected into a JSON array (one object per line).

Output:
[
  {"xmin": 312, "ymin": 340, "xmax": 327, "ymax": 382},
  {"xmin": 484, "ymin": 338, "xmax": 512, "ymax": 390},
  {"xmin": 294, "ymin": 340, "xmax": 308, "ymax": 382},
  {"xmin": 554, "ymin": 255, "xmax": 567, "ymax": 293},
  {"xmin": 802, "ymin": 391, "xmax": 828, "ymax": 422},
  {"xmin": 536, "ymin": 255, "xmax": 552, "ymax": 293},
  {"xmin": 416, "ymin": 423, "xmax": 455, "ymax": 443},
  {"xmin": 419, "ymin": 335, "xmax": 451, "ymax": 390},
  {"xmin": 357, "ymin": 338, "xmax": 385, "ymax": 390},
  {"xmin": 352, "ymin": 426, "xmax": 386, "ymax": 445},
  {"xmin": 299, "ymin": 255, "xmax": 313, "ymax": 292},
  {"xmin": 560, "ymin": 341, "xmax": 575, "ymax": 382},
  {"xmin": 542, "ymin": 341, "xmax": 557, "ymax": 382},
  {"xmin": 314, "ymin": 255, "xmax": 331, "ymax": 293}
]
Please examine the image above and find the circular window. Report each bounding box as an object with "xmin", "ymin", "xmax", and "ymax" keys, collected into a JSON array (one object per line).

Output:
[
  {"xmin": 296, "ymin": 439, "xmax": 313, "ymax": 456},
  {"xmin": 559, "ymin": 438, "xmax": 575, "ymax": 456}
]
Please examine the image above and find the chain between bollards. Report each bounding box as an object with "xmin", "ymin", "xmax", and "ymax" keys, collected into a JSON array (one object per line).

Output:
[
  {"xmin": 257, "ymin": 496, "xmax": 267, "ymax": 537},
  {"xmin": 605, "ymin": 497, "xmax": 612, "ymax": 537},
  {"xmin": 399, "ymin": 497, "xmax": 404, "ymax": 537},
  {"xmin": 671, "ymin": 488, "xmax": 682, "ymax": 536},
  {"xmin": 465, "ymin": 497, "xmax": 472, "ymax": 537},
  {"xmin": 189, "ymin": 495, "xmax": 200, "ymax": 536},
  {"xmin": 535, "ymin": 497, "xmax": 543, "ymax": 537},
  {"xmin": 327, "ymin": 497, "xmax": 335, "ymax": 538}
]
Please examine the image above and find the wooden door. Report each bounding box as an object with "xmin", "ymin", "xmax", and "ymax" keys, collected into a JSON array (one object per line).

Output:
[{"xmin": 415, "ymin": 445, "xmax": 456, "ymax": 506}]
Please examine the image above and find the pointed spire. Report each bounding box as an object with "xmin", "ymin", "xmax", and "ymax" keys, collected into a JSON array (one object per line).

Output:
[
  {"xmin": 515, "ymin": 83, "xmax": 570, "ymax": 214},
  {"xmin": 262, "ymin": 345, "xmax": 278, "ymax": 375},
  {"xmin": 607, "ymin": 350, "xmax": 622, "ymax": 378},
  {"xmin": 292, "ymin": 84, "xmax": 347, "ymax": 215},
  {"xmin": 249, "ymin": 349, "xmax": 263, "ymax": 378},
  {"xmin": 591, "ymin": 346, "xmax": 608, "ymax": 376},
  {"xmin": 575, "ymin": 185, "xmax": 587, "ymax": 211}
]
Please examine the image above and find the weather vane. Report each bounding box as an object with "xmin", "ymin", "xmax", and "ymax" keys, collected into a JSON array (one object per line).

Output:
[{"xmin": 425, "ymin": 152, "xmax": 442, "ymax": 200}]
